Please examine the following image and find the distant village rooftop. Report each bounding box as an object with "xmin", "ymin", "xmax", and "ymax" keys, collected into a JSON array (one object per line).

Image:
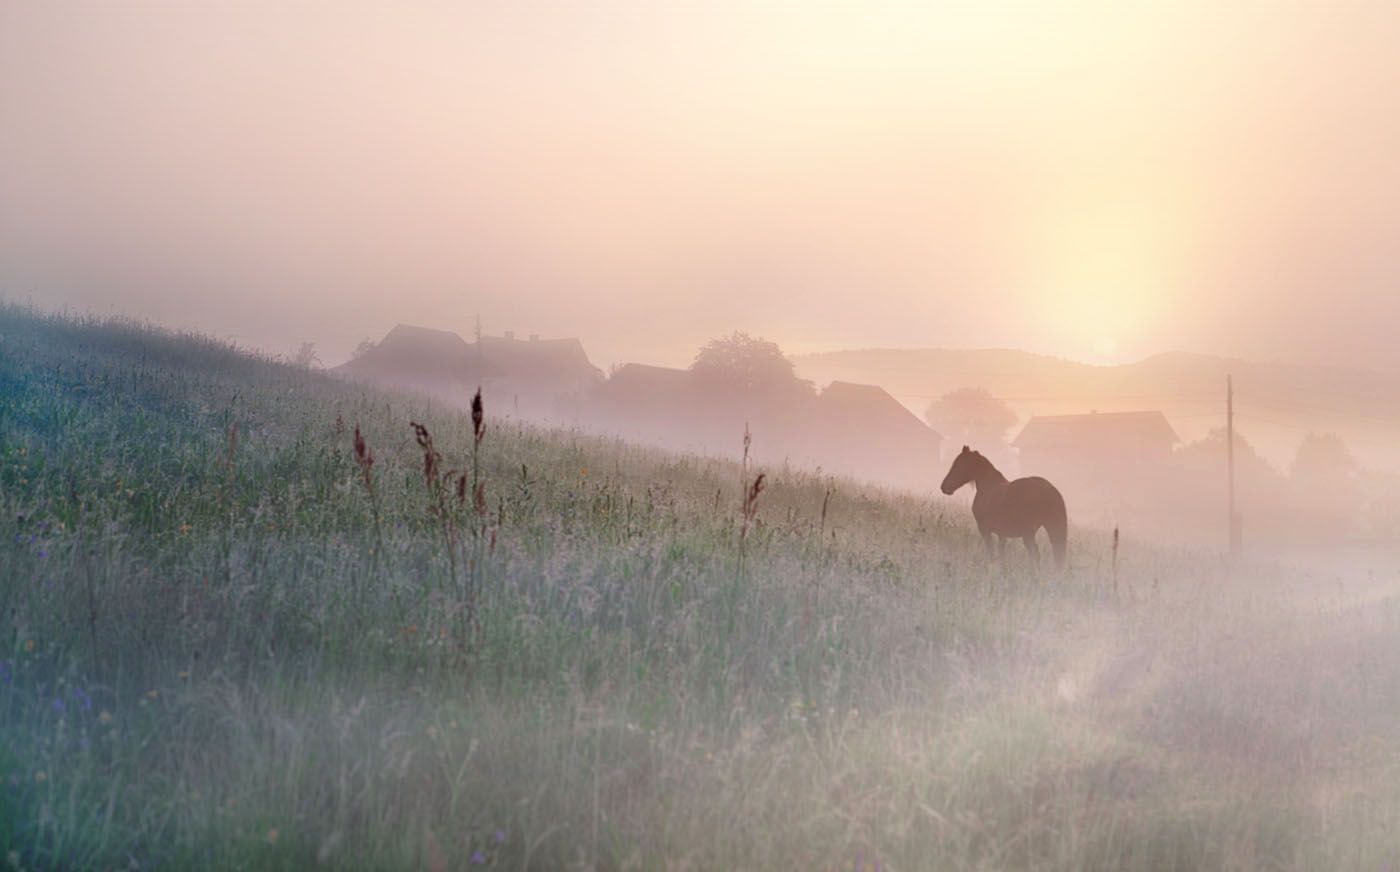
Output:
[{"xmin": 1014, "ymin": 410, "xmax": 1179, "ymax": 451}]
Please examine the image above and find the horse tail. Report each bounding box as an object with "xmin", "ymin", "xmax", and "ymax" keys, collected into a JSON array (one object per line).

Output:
[{"xmin": 1045, "ymin": 489, "xmax": 1068, "ymax": 570}]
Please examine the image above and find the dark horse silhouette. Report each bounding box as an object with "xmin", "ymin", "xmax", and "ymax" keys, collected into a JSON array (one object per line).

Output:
[{"xmin": 941, "ymin": 446, "xmax": 1067, "ymax": 569}]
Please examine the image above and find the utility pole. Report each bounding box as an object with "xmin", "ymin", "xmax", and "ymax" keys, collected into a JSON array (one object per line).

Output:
[
  {"xmin": 1226, "ymin": 374, "xmax": 1241, "ymax": 558},
  {"xmin": 474, "ymin": 313, "xmax": 483, "ymax": 374}
]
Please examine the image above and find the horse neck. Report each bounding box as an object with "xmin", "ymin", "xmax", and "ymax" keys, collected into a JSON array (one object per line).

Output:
[{"xmin": 972, "ymin": 459, "xmax": 1008, "ymax": 490}]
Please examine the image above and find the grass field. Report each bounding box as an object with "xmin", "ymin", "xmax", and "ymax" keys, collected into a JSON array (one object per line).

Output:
[{"xmin": 4, "ymin": 303, "xmax": 1400, "ymax": 870}]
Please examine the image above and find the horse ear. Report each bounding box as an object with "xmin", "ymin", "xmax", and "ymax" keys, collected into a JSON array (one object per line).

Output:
[{"xmin": 961, "ymin": 445, "xmax": 969, "ymax": 454}]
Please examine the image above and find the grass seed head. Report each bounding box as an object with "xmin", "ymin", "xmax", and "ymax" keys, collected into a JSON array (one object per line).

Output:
[
  {"xmin": 744, "ymin": 472, "xmax": 766, "ymax": 522},
  {"xmin": 411, "ymin": 421, "xmax": 440, "ymax": 487},
  {"xmin": 471, "ymin": 388, "xmax": 484, "ymax": 445}
]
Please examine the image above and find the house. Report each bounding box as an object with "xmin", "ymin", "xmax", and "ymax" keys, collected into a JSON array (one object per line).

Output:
[
  {"xmin": 336, "ymin": 323, "xmax": 491, "ymax": 398},
  {"xmin": 1014, "ymin": 410, "xmax": 1179, "ymax": 484},
  {"xmin": 335, "ymin": 323, "xmax": 601, "ymax": 417},
  {"xmin": 477, "ymin": 332, "xmax": 604, "ymax": 419},
  {"xmin": 591, "ymin": 369, "xmax": 944, "ymax": 489},
  {"xmin": 805, "ymin": 382, "xmax": 944, "ymax": 486}
]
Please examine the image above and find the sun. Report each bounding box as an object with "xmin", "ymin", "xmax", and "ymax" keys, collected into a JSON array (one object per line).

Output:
[
  {"xmin": 1028, "ymin": 189, "xmax": 1181, "ymax": 361},
  {"xmin": 1092, "ymin": 336, "xmax": 1119, "ymax": 357}
]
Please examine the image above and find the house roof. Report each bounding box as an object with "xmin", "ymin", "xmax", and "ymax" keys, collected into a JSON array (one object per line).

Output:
[
  {"xmin": 478, "ymin": 334, "xmax": 601, "ymax": 382},
  {"xmin": 336, "ymin": 323, "xmax": 491, "ymax": 380},
  {"xmin": 604, "ymin": 363, "xmax": 692, "ymax": 393},
  {"xmin": 816, "ymin": 381, "xmax": 942, "ymax": 443},
  {"xmin": 1013, "ymin": 410, "xmax": 1179, "ymax": 450},
  {"xmin": 338, "ymin": 324, "xmax": 604, "ymax": 389},
  {"xmin": 381, "ymin": 323, "xmax": 472, "ymax": 357}
]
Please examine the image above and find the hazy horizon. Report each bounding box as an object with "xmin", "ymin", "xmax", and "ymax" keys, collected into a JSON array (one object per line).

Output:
[{"xmin": 5, "ymin": 2, "xmax": 1400, "ymax": 372}]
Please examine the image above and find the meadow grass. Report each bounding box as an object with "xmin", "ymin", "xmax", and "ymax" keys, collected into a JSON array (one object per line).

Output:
[{"xmin": 3, "ymin": 303, "xmax": 1400, "ymax": 869}]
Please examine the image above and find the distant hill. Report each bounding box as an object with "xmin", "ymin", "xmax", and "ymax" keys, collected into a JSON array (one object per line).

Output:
[{"xmin": 795, "ymin": 348, "xmax": 1400, "ymax": 472}]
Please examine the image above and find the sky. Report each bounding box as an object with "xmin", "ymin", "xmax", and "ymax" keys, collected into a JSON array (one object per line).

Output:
[{"xmin": 3, "ymin": 1, "xmax": 1400, "ymax": 371}]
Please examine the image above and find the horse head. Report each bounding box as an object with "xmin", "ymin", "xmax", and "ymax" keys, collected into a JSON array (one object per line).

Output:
[{"xmin": 941, "ymin": 445, "xmax": 983, "ymax": 495}]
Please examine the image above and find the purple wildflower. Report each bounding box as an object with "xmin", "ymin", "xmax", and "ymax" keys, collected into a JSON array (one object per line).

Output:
[
  {"xmin": 470, "ymin": 850, "xmax": 487, "ymax": 865},
  {"xmin": 51, "ymin": 697, "xmax": 65, "ymax": 713},
  {"xmin": 494, "ymin": 830, "xmax": 505, "ymax": 845}
]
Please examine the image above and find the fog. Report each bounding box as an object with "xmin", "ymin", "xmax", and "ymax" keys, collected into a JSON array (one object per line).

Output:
[
  {"xmin": 4, "ymin": 2, "xmax": 1400, "ymax": 373},
  {"xmin": 10, "ymin": 7, "xmax": 1400, "ymax": 865}
]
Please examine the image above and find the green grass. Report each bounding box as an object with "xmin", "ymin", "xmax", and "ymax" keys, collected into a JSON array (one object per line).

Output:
[{"xmin": 3, "ymin": 303, "xmax": 1400, "ymax": 869}]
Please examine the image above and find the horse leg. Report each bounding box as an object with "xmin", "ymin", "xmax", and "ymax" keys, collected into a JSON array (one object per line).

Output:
[
  {"xmin": 1023, "ymin": 535, "xmax": 1040, "ymax": 568},
  {"xmin": 996, "ymin": 535, "xmax": 1007, "ymax": 562},
  {"xmin": 981, "ymin": 530, "xmax": 997, "ymax": 560}
]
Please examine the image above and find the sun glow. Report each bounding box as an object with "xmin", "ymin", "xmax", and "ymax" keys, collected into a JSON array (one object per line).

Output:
[{"xmin": 1026, "ymin": 182, "xmax": 1187, "ymax": 360}]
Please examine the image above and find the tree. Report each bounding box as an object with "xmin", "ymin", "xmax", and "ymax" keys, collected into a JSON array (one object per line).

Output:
[
  {"xmin": 292, "ymin": 341, "xmax": 321, "ymax": 369},
  {"xmin": 923, "ymin": 388, "xmax": 1018, "ymax": 446},
  {"xmin": 690, "ymin": 332, "xmax": 813, "ymax": 399},
  {"xmin": 350, "ymin": 338, "xmax": 376, "ymax": 361},
  {"xmin": 1290, "ymin": 432, "xmax": 1360, "ymax": 538},
  {"xmin": 1290, "ymin": 432, "xmax": 1358, "ymax": 484}
]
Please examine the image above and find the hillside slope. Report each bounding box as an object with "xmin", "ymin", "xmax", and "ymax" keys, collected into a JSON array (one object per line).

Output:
[{"xmin": 4, "ymin": 305, "xmax": 1400, "ymax": 870}]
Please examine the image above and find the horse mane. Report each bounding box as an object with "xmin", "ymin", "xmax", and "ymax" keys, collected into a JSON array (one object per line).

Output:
[{"xmin": 969, "ymin": 450, "xmax": 1007, "ymax": 484}]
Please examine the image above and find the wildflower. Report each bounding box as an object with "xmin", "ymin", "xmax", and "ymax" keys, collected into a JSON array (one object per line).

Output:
[
  {"xmin": 178, "ymin": 524, "xmax": 192, "ymax": 534},
  {"xmin": 266, "ymin": 828, "xmax": 279, "ymax": 845},
  {"xmin": 146, "ymin": 689, "xmax": 159, "ymax": 700},
  {"xmin": 470, "ymin": 850, "xmax": 486, "ymax": 865},
  {"xmin": 51, "ymin": 697, "xmax": 64, "ymax": 714},
  {"xmin": 34, "ymin": 771, "xmax": 46, "ymax": 784},
  {"xmin": 178, "ymin": 670, "xmax": 190, "ymax": 681},
  {"xmin": 23, "ymin": 640, "xmax": 34, "ymax": 653},
  {"xmin": 494, "ymin": 830, "xmax": 505, "ymax": 845},
  {"xmin": 98, "ymin": 710, "xmax": 113, "ymax": 725}
]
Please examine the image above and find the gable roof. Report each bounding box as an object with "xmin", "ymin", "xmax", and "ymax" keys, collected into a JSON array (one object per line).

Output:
[
  {"xmin": 381, "ymin": 323, "xmax": 472, "ymax": 357},
  {"xmin": 816, "ymin": 381, "xmax": 942, "ymax": 443},
  {"xmin": 1013, "ymin": 410, "xmax": 1179, "ymax": 450},
  {"xmin": 608, "ymin": 362, "xmax": 689, "ymax": 385},
  {"xmin": 479, "ymin": 334, "xmax": 602, "ymax": 382},
  {"xmin": 337, "ymin": 323, "xmax": 493, "ymax": 381}
]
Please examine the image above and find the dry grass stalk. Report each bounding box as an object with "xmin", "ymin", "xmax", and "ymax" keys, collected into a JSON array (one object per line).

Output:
[
  {"xmin": 353, "ymin": 425, "xmax": 375, "ymax": 492},
  {"xmin": 471, "ymin": 388, "xmax": 484, "ymax": 445},
  {"xmin": 411, "ymin": 421, "xmax": 441, "ymax": 491},
  {"xmin": 224, "ymin": 421, "xmax": 239, "ymax": 472}
]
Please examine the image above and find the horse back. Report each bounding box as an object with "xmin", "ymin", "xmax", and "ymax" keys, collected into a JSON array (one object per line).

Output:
[{"xmin": 999, "ymin": 476, "xmax": 1066, "ymax": 532}]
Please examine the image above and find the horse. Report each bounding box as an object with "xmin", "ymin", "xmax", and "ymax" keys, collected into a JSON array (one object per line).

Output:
[{"xmin": 940, "ymin": 445, "xmax": 1067, "ymax": 569}]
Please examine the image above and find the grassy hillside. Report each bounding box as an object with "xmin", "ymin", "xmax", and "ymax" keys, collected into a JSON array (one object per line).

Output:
[{"xmin": 4, "ymin": 304, "xmax": 1400, "ymax": 869}]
